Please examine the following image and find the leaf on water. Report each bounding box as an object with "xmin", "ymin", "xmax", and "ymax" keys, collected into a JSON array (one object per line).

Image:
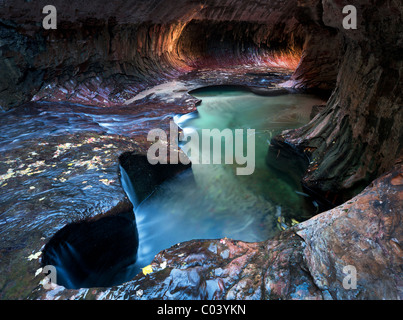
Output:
[
  {"xmin": 27, "ymin": 251, "xmax": 41, "ymax": 261},
  {"xmin": 53, "ymin": 143, "xmax": 75, "ymax": 158},
  {"xmin": 104, "ymin": 144, "xmax": 116, "ymax": 148},
  {"xmin": 277, "ymin": 216, "xmax": 287, "ymax": 230},
  {"xmin": 142, "ymin": 265, "xmax": 153, "ymax": 276},
  {"xmin": 35, "ymin": 268, "xmax": 43, "ymax": 277},
  {"xmin": 99, "ymin": 179, "xmax": 115, "ymax": 186}
]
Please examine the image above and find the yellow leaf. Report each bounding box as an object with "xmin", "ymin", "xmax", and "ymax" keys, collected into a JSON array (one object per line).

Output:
[
  {"xmin": 142, "ymin": 265, "xmax": 153, "ymax": 276},
  {"xmin": 27, "ymin": 251, "xmax": 41, "ymax": 261}
]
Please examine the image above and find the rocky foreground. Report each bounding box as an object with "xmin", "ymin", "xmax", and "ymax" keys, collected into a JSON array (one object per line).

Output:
[
  {"xmin": 0, "ymin": 0, "xmax": 402, "ymax": 300},
  {"xmin": 26, "ymin": 159, "xmax": 401, "ymax": 300},
  {"xmin": 0, "ymin": 66, "xmax": 297, "ymax": 299}
]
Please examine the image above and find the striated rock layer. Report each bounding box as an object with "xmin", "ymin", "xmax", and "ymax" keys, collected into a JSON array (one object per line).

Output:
[
  {"xmin": 0, "ymin": 0, "xmax": 338, "ymax": 110},
  {"xmin": 277, "ymin": 0, "xmax": 403, "ymax": 202},
  {"xmin": 0, "ymin": 0, "xmax": 402, "ymax": 300},
  {"xmin": 29, "ymin": 161, "xmax": 403, "ymax": 300}
]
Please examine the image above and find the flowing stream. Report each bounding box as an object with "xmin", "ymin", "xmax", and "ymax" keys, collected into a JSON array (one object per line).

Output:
[
  {"xmin": 40, "ymin": 86, "xmax": 326, "ymax": 288},
  {"xmin": 128, "ymin": 87, "xmax": 325, "ymax": 270}
]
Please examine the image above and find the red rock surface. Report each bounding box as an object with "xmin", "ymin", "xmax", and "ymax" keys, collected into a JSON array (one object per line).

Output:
[
  {"xmin": 278, "ymin": 0, "xmax": 403, "ymax": 200},
  {"xmin": 0, "ymin": 0, "xmax": 402, "ymax": 300},
  {"xmin": 0, "ymin": 0, "xmax": 331, "ymax": 110},
  {"xmin": 29, "ymin": 161, "xmax": 402, "ymax": 300}
]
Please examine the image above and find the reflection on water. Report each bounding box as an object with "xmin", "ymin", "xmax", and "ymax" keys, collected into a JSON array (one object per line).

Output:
[{"xmin": 130, "ymin": 88, "xmax": 325, "ymax": 269}]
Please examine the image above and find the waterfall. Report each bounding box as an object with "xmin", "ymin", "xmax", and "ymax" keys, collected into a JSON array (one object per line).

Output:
[{"xmin": 119, "ymin": 165, "xmax": 139, "ymax": 209}]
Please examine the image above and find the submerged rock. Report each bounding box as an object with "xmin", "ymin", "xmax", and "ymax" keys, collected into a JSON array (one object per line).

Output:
[
  {"xmin": 29, "ymin": 162, "xmax": 402, "ymax": 300},
  {"xmin": 0, "ymin": 0, "xmax": 401, "ymax": 301},
  {"xmin": 0, "ymin": 66, "xmax": 298, "ymax": 299}
]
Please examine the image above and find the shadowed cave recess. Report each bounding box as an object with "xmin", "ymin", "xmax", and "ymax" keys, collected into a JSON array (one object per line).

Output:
[{"xmin": 0, "ymin": 0, "xmax": 402, "ymax": 300}]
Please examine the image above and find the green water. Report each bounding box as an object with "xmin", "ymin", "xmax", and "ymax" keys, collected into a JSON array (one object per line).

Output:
[{"xmin": 134, "ymin": 87, "xmax": 324, "ymax": 266}]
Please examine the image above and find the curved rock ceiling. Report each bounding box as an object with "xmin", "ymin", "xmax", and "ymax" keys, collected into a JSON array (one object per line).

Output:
[{"xmin": 0, "ymin": 0, "xmax": 402, "ymax": 300}]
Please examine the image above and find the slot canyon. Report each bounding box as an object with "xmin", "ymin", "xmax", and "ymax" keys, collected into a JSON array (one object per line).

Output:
[{"xmin": 0, "ymin": 0, "xmax": 402, "ymax": 301}]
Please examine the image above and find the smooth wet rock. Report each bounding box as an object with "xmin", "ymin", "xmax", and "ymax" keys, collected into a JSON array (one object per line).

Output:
[
  {"xmin": 41, "ymin": 209, "xmax": 139, "ymax": 289},
  {"xmin": 118, "ymin": 152, "xmax": 192, "ymax": 205},
  {"xmin": 0, "ymin": 0, "xmax": 307, "ymax": 111},
  {"xmin": 278, "ymin": 0, "xmax": 403, "ymax": 200},
  {"xmin": 0, "ymin": 130, "xmax": 139, "ymax": 298},
  {"xmin": 28, "ymin": 162, "xmax": 402, "ymax": 300},
  {"xmin": 0, "ymin": 66, "xmax": 297, "ymax": 299},
  {"xmin": 0, "ymin": 0, "xmax": 402, "ymax": 302},
  {"xmin": 295, "ymin": 161, "xmax": 403, "ymax": 299},
  {"xmin": 309, "ymin": 104, "xmax": 326, "ymax": 120}
]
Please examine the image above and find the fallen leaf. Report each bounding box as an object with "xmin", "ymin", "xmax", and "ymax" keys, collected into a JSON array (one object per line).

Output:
[
  {"xmin": 142, "ymin": 265, "xmax": 153, "ymax": 276},
  {"xmin": 35, "ymin": 268, "xmax": 43, "ymax": 277},
  {"xmin": 28, "ymin": 251, "xmax": 41, "ymax": 261},
  {"xmin": 291, "ymin": 218, "xmax": 300, "ymax": 226},
  {"xmin": 99, "ymin": 179, "xmax": 115, "ymax": 186}
]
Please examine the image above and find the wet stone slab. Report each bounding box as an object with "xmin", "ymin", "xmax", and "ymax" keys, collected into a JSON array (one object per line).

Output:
[
  {"xmin": 0, "ymin": 131, "xmax": 142, "ymax": 298},
  {"xmin": 4, "ymin": 63, "xmax": 401, "ymax": 300},
  {"xmin": 1, "ymin": 64, "xmax": 290, "ymax": 299},
  {"xmin": 27, "ymin": 162, "xmax": 403, "ymax": 300}
]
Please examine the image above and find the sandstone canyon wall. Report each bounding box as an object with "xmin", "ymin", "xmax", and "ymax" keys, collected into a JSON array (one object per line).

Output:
[
  {"xmin": 0, "ymin": 0, "xmax": 402, "ymax": 300},
  {"xmin": 0, "ymin": 0, "xmax": 339, "ymax": 110},
  {"xmin": 276, "ymin": 0, "xmax": 402, "ymax": 202}
]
